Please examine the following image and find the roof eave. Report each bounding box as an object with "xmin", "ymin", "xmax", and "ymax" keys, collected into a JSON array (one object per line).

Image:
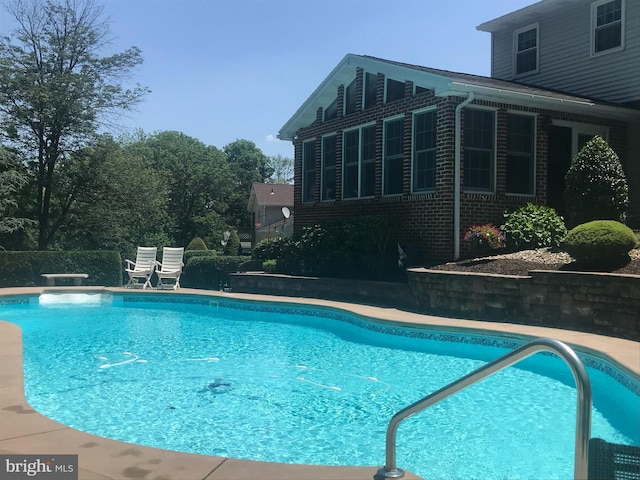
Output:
[{"xmin": 444, "ymin": 83, "xmax": 639, "ymax": 121}]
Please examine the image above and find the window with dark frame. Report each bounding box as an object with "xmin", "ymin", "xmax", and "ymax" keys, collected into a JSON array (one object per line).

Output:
[
  {"xmin": 386, "ymin": 78, "xmax": 405, "ymax": 103},
  {"xmin": 345, "ymin": 79, "xmax": 358, "ymax": 115},
  {"xmin": 593, "ymin": 0, "xmax": 623, "ymax": 54},
  {"xmin": 364, "ymin": 72, "xmax": 377, "ymax": 109},
  {"xmin": 413, "ymin": 109, "xmax": 437, "ymax": 192},
  {"xmin": 506, "ymin": 114, "xmax": 535, "ymax": 195},
  {"xmin": 384, "ymin": 117, "xmax": 404, "ymax": 195},
  {"xmin": 342, "ymin": 125, "xmax": 376, "ymax": 199},
  {"xmin": 302, "ymin": 140, "xmax": 316, "ymax": 203},
  {"xmin": 324, "ymin": 98, "xmax": 337, "ymax": 121},
  {"xmin": 321, "ymin": 135, "xmax": 337, "ymax": 201},
  {"xmin": 515, "ymin": 26, "xmax": 538, "ymax": 75},
  {"xmin": 343, "ymin": 130, "xmax": 359, "ymax": 199},
  {"xmin": 463, "ymin": 109, "xmax": 495, "ymax": 191}
]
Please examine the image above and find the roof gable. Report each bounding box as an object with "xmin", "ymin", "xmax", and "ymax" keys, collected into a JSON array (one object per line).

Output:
[
  {"xmin": 247, "ymin": 183, "xmax": 293, "ymax": 212},
  {"xmin": 279, "ymin": 53, "xmax": 637, "ymax": 141}
]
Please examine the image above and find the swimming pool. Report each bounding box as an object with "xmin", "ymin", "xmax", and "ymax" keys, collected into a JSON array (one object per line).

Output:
[{"xmin": 1, "ymin": 292, "xmax": 638, "ymax": 480}]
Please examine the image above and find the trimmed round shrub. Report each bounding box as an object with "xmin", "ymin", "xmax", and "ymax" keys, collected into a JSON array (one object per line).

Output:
[
  {"xmin": 564, "ymin": 136, "xmax": 629, "ymax": 228},
  {"xmin": 501, "ymin": 203, "xmax": 567, "ymax": 251},
  {"xmin": 563, "ymin": 220, "xmax": 637, "ymax": 263},
  {"xmin": 186, "ymin": 236, "xmax": 208, "ymax": 250}
]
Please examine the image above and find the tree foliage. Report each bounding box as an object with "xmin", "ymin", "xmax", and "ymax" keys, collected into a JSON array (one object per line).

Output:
[
  {"xmin": 0, "ymin": 0, "xmax": 149, "ymax": 249},
  {"xmin": 265, "ymin": 154, "xmax": 293, "ymax": 184},
  {"xmin": 0, "ymin": 146, "xmax": 32, "ymax": 244},
  {"xmin": 564, "ymin": 136, "xmax": 629, "ymax": 228}
]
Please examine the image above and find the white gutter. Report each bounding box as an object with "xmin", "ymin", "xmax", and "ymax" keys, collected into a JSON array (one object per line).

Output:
[{"xmin": 453, "ymin": 92, "xmax": 474, "ymax": 260}]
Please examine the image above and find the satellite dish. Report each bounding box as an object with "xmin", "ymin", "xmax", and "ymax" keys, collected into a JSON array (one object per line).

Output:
[{"xmin": 282, "ymin": 206, "xmax": 290, "ymax": 219}]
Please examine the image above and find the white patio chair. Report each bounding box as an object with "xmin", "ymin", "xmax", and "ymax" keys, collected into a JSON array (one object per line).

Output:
[
  {"xmin": 124, "ymin": 247, "xmax": 157, "ymax": 289},
  {"xmin": 155, "ymin": 247, "xmax": 184, "ymax": 290}
]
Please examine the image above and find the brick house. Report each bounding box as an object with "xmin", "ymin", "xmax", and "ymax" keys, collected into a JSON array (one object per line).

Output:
[
  {"xmin": 278, "ymin": 0, "xmax": 639, "ymax": 263},
  {"xmin": 247, "ymin": 182, "xmax": 294, "ymax": 249}
]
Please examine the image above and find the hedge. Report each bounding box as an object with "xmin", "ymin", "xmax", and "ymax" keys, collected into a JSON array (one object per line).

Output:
[
  {"xmin": 0, "ymin": 250, "xmax": 122, "ymax": 287},
  {"xmin": 181, "ymin": 256, "xmax": 246, "ymax": 290}
]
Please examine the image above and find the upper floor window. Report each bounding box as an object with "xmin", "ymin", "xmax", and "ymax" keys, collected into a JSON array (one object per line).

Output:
[
  {"xmin": 321, "ymin": 135, "xmax": 337, "ymax": 201},
  {"xmin": 364, "ymin": 73, "xmax": 377, "ymax": 110},
  {"xmin": 412, "ymin": 108, "xmax": 437, "ymax": 192},
  {"xmin": 592, "ymin": 0, "xmax": 624, "ymax": 55},
  {"xmin": 302, "ymin": 140, "xmax": 316, "ymax": 203},
  {"xmin": 506, "ymin": 113, "xmax": 535, "ymax": 195},
  {"xmin": 383, "ymin": 117, "xmax": 404, "ymax": 196},
  {"xmin": 324, "ymin": 98, "xmax": 337, "ymax": 121},
  {"xmin": 385, "ymin": 78, "xmax": 405, "ymax": 103},
  {"xmin": 345, "ymin": 79, "xmax": 358, "ymax": 115},
  {"xmin": 514, "ymin": 24, "xmax": 538, "ymax": 76},
  {"xmin": 463, "ymin": 108, "xmax": 495, "ymax": 192},
  {"xmin": 343, "ymin": 125, "xmax": 376, "ymax": 199}
]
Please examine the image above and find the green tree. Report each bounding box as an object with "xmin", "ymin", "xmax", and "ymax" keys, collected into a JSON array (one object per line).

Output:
[
  {"xmin": 53, "ymin": 135, "xmax": 170, "ymax": 255},
  {"xmin": 223, "ymin": 139, "xmax": 273, "ymax": 230},
  {"xmin": 131, "ymin": 131, "xmax": 234, "ymax": 247},
  {"xmin": 0, "ymin": 0, "xmax": 149, "ymax": 249},
  {"xmin": 564, "ymin": 136, "xmax": 629, "ymax": 228},
  {"xmin": 0, "ymin": 146, "xmax": 33, "ymax": 246},
  {"xmin": 266, "ymin": 154, "xmax": 294, "ymax": 184}
]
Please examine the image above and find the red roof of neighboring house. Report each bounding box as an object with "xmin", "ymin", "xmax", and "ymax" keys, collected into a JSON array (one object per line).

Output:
[{"xmin": 247, "ymin": 183, "xmax": 293, "ymax": 211}]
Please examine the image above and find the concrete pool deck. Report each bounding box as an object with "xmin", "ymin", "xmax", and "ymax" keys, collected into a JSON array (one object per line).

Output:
[{"xmin": 1, "ymin": 286, "xmax": 638, "ymax": 480}]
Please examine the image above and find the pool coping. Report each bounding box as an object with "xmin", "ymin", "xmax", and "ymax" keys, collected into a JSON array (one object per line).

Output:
[{"xmin": 1, "ymin": 286, "xmax": 638, "ymax": 480}]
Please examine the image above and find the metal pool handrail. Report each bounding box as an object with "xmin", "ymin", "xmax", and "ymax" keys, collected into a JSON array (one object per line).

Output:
[{"xmin": 374, "ymin": 337, "xmax": 592, "ymax": 480}]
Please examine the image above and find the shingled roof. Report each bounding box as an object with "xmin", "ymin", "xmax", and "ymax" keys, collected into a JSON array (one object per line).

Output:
[
  {"xmin": 279, "ymin": 54, "xmax": 637, "ymax": 140},
  {"xmin": 247, "ymin": 183, "xmax": 293, "ymax": 211}
]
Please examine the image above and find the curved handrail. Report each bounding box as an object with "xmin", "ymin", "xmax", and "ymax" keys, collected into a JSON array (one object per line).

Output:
[{"xmin": 374, "ymin": 338, "xmax": 592, "ymax": 480}]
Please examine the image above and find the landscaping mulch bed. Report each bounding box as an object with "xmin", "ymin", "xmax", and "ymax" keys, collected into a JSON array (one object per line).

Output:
[{"xmin": 428, "ymin": 248, "xmax": 640, "ymax": 277}]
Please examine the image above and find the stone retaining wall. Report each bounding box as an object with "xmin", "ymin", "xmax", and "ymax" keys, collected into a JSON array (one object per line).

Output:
[
  {"xmin": 407, "ymin": 269, "xmax": 640, "ymax": 341},
  {"xmin": 230, "ymin": 270, "xmax": 640, "ymax": 341}
]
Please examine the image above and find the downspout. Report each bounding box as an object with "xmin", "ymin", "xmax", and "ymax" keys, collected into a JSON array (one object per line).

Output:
[{"xmin": 453, "ymin": 92, "xmax": 474, "ymax": 260}]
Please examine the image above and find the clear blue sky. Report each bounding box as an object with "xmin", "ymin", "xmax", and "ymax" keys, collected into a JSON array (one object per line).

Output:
[{"xmin": 2, "ymin": 0, "xmax": 537, "ymax": 158}]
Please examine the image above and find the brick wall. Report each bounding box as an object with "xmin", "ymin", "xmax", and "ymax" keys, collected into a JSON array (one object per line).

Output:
[{"xmin": 292, "ymin": 70, "xmax": 630, "ymax": 263}]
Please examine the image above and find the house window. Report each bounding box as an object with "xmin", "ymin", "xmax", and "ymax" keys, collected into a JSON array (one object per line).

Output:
[
  {"xmin": 514, "ymin": 24, "xmax": 538, "ymax": 75},
  {"xmin": 506, "ymin": 113, "xmax": 535, "ymax": 195},
  {"xmin": 364, "ymin": 73, "xmax": 377, "ymax": 109},
  {"xmin": 324, "ymin": 98, "xmax": 337, "ymax": 121},
  {"xmin": 384, "ymin": 117, "xmax": 404, "ymax": 196},
  {"xmin": 386, "ymin": 78, "xmax": 405, "ymax": 103},
  {"xmin": 463, "ymin": 108, "xmax": 495, "ymax": 192},
  {"xmin": 321, "ymin": 135, "xmax": 337, "ymax": 201},
  {"xmin": 345, "ymin": 79, "xmax": 358, "ymax": 115},
  {"xmin": 302, "ymin": 140, "xmax": 316, "ymax": 203},
  {"xmin": 592, "ymin": 0, "xmax": 624, "ymax": 54},
  {"xmin": 412, "ymin": 109, "xmax": 437, "ymax": 192},
  {"xmin": 415, "ymin": 85, "xmax": 430, "ymax": 95},
  {"xmin": 343, "ymin": 125, "xmax": 376, "ymax": 199}
]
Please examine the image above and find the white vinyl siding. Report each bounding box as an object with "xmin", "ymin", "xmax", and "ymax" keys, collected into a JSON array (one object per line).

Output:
[{"xmin": 490, "ymin": 0, "xmax": 638, "ymax": 104}]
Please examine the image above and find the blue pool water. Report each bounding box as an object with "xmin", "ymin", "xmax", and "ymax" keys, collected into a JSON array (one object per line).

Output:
[{"xmin": 1, "ymin": 293, "xmax": 638, "ymax": 480}]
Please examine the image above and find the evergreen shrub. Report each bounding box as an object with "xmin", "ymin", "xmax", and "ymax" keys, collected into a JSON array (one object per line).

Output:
[
  {"xmin": 564, "ymin": 136, "xmax": 629, "ymax": 227},
  {"xmin": 186, "ymin": 236, "xmax": 208, "ymax": 250},
  {"xmin": 563, "ymin": 220, "xmax": 637, "ymax": 264},
  {"xmin": 181, "ymin": 255, "xmax": 245, "ymax": 289}
]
